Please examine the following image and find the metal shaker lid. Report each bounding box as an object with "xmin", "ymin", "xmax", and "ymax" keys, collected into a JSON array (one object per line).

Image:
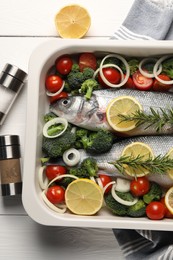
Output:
[
  {"xmin": 0, "ymin": 135, "xmax": 20, "ymax": 147},
  {"xmin": 0, "ymin": 135, "xmax": 21, "ymax": 160},
  {"xmin": 1, "ymin": 182, "xmax": 22, "ymax": 196},
  {"xmin": 2, "ymin": 64, "xmax": 27, "ymax": 83}
]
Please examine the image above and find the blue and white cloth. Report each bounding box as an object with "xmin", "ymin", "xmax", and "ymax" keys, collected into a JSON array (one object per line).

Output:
[
  {"xmin": 111, "ymin": 0, "xmax": 173, "ymax": 259},
  {"xmin": 111, "ymin": 0, "xmax": 173, "ymax": 40}
]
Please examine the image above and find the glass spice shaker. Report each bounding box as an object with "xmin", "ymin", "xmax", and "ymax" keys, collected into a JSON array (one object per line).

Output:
[
  {"xmin": 0, "ymin": 63, "xmax": 27, "ymax": 125},
  {"xmin": 0, "ymin": 135, "xmax": 22, "ymax": 196}
]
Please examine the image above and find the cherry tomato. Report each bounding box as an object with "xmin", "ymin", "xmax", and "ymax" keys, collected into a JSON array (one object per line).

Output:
[
  {"xmin": 99, "ymin": 174, "xmax": 113, "ymax": 194},
  {"xmin": 46, "ymin": 185, "xmax": 65, "ymax": 204},
  {"xmin": 152, "ymin": 74, "xmax": 173, "ymax": 92},
  {"xmin": 160, "ymin": 197, "xmax": 173, "ymax": 218},
  {"xmin": 49, "ymin": 91, "xmax": 68, "ymax": 104},
  {"xmin": 132, "ymin": 70, "xmax": 153, "ymax": 91},
  {"xmin": 55, "ymin": 55, "xmax": 73, "ymax": 75},
  {"xmin": 123, "ymin": 75, "xmax": 135, "ymax": 89},
  {"xmin": 130, "ymin": 177, "xmax": 150, "ymax": 197},
  {"xmin": 79, "ymin": 53, "xmax": 97, "ymax": 72},
  {"xmin": 146, "ymin": 201, "xmax": 166, "ymax": 220},
  {"xmin": 45, "ymin": 75, "xmax": 63, "ymax": 93},
  {"xmin": 45, "ymin": 165, "xmax": 67, "ymax": 181},
  {"xmin": 98, "ymin": 67, "xmax": 121, "ymax": 87}
]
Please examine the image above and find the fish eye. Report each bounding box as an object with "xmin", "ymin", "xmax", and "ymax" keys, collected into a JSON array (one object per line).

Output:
[{"xmin": 62, "ymin": 99, "xmax": 69, "ymax": 106}]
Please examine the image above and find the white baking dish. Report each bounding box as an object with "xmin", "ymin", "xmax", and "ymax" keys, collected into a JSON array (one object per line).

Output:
[{"xmin": 22, "ymin": 39, "xmax": 173, "ymax": 229}]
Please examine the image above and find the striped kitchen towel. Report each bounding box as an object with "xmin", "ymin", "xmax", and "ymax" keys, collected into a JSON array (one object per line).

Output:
[
  {"xmin": 111, "ymin": 0, "xmax": 173, "ymax": 259},
  {"xmin": 110, "ymin": 0, "xmax": 173, "ymax": 40}
]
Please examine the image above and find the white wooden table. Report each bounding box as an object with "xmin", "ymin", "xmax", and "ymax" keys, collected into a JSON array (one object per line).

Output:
[{"xmin": 0, "ymin": 1, "xmax": 134, "ymax": 259}]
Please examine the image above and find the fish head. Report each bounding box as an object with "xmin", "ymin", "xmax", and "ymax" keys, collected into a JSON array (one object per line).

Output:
[{"xmin": 50, "ymin": 95, "xmax": 83, "ymax": 123}]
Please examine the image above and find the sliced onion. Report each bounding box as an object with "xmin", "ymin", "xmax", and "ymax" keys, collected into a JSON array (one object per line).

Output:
[
  {"xmin": 96, "ymin": 177, "xmax": 104, "ymax": 189},
  {"xmin": 138, "ymin": 58, "xmax": 162, "ymax": 78},
  {"xmin": 97, "ymin": 54, "xmax": 130, "ymax": 88},
  {"xmin": 38, "ymin": 166, "xmax": 49, "ymax": 190},
  {"xmin": 103, "ymin": 181, "xmax": 116, "ymax": 195},
  {"xmin": 48, "ymin": 174, "xmax": 79, "ymax": 188},
  {"xmin": 41, "ymin": 190, "xmax": 67, "ymax": 213},
  {"xmin": 43, "ymin": 117, "xmax": 68, "ymax": 138},
  {"xmin": 111, "ymin": 183, "xmax": 138, "ymax": 206},
  {"xmin": 90, "ymin": 176, "xmax": 96, "ymax": 182},
  {"xmin": 63, "ymin": 148, "xmax": 81, "ymax": 167},
  {"xmin": 46, "ymin": 80, "xmax": 65, "ymax": 96},
  {"xmin": 153, "ymin": 55, "xmax": 173, "ymax": 85},
  {"xmin": 115, "ymin": 178, "xmax": 130, "ymax": 193}
]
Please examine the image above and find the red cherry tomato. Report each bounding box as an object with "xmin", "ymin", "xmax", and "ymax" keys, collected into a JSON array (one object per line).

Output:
[
  {"xmin": 146, "ymin": 201, "xmax": 166, "ymax": 220},
  {"xmin": 99, "ymin": 174, "xmax": 113, "ymax": 194},
  {"xmin": 45, "ymin": 165, "xmax": 67, "ymax": 181},
  {"xmin": 160, "ymin": 197, "xmax": 173, "ymax": 218},
  {"xmin": 49, "ymin": 91, "xmax": 68, "ymax": 104},
  {"xmin": 98, "ymin": 67, "xmax": 121, "ymax": 87},
  {"xmin": 45, "ymin": 75, "xmax": 63, "ymax": 93},
  {"xmin": 55, "ymin": 55, "xmax": 73, "ymax": 75},
  {"xmin": 132, "ymin": 70, "xmax": 153, "ymax": 91},
  {"xmin": 152, "ymin": 74, "xmax": 173, "ymax": 92},
  {"xmin": 46, "ymin": 185, "xmax": 65, "ymax": 204},
  {"xmin": 79, "ymin": 53, "xmax": 97, "ymax": 72},
  {"xmin": 130, "ymin": 177, "xmax": 150, "ymax": 197},
  {"xmin": 123, "ymin": 75, "xmax": 135, "ymax": 89}
]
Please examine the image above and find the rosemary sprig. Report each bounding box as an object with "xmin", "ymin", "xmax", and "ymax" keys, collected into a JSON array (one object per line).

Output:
[
  {"xmin": 109, "ymin": 154, "xmax": 173, "ymax": 175},
  {"xmin": 118, "ymin": 107, "xmax": 173, "ymax": 132}
]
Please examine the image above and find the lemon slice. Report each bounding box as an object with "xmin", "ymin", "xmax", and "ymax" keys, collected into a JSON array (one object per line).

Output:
[
  {"xmin": 121, "ymin": 142, "xmax": 154, "ymax": 177},
  {"xmin": 166, "ymin": 147, "xmax": 173, "ymax": 179},
  {"xmin": 65, "ymin": 178, "xmax": 103, "ymax": 215},
  {"xmin": 106, "ymin": 96, "xmax": 143, "ymax": 132},
  {"xmin": 165, "ymin": 187, "xmax": 173, "ymax": 214},
  {"xmin": 54, "ymin": 4, "xmax": 91, "ymax": 39}
]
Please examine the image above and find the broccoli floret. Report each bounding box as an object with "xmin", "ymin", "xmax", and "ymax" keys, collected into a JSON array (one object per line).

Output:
[
  {"xmin": 143, "ymin": 182, "xmax": 162, "ymax": 204},
  {"xmin": 69, "ymin": 166, "xmax": 90, "ymax": 178},
  {"xmin": 80, "ymin": 157, "xmax": 98, "ymax": 177},
  {"xmin": 42, "ymin": 130, "xmax": 76, "ymax": 158},
  {"xmin": 75, "ymin": 128, "xmax": 90, "ymax": 140},
  {"xmin": 85, "ymin": 129, "xmax": 114, "ymax": 154},
  {"xmin": 104, "ymin": 192, "xmax": 128, "ymax": 216},
  {"xmin": 75, "ymin": 128, "xmax": 90, "ymax": 149},
  {"xmin": 115, "ymin": 191, "xmax": 136, "ymax": 202},
  {"xmin": 67, "ymin": 71, "xmax": 85, "ymax": 90},
  {"xmin": 127, "ymin": 200, "xmax": 146, "ymax": 217},
  {"xmin": 80, "ymin": 78, "xmax": 99, "ymax": 100},
  {"xmin": 43, "ymin": 112, "xmax": 57, "ymax": 123},
  {"xmin": 59, "ymin": 166, "xmax": 89, "ymax": 187},
  {"xmin": 60, "ymin": 158, "xmax": 98, "ymax": 187},
  {"xmin": 75, "ymin": 128, "xmax": 114, "ymax": 154},
  {"xmin": 71, "ymin": 63, "xmax": 80, "ymax": 72},
  {"xmin": 63, "ymin": 81, "xmax": 71, "ymax": 93},
  {"xmin": 83, "ymin": 67, "xmax": 95, "ymax": 80}
]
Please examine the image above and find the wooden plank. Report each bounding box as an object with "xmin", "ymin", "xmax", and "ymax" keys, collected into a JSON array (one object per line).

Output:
[
  {"xmin": 0, "ymin": 216, "xmax": 124, "ymax": 260},
  {"xmin": 0, "ymin": 0, "xmax": 134, "ymax": 36}
]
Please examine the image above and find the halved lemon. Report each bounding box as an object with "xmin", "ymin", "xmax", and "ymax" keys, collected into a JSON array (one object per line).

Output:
[
  {"xmin": 54, "ymin": 4, "xmax": 91, "ymax": 39},
  {"xmin": 166, "ymin": 147, "xmax": 173, "ymax": 179},
  {"xmin": 106, "ymin": 96, "xmax": 143, "ymax": 132},
  {"xmin": 165, "ymin": 186, "xmax": 173, "ymax": 214},
  {"xmin": 121, "ymin": 142, "xmax": 154, "ymax": 177},
  {"xmin": 65, "ymin": 178, "xmax": 103, "ymax": 215}
]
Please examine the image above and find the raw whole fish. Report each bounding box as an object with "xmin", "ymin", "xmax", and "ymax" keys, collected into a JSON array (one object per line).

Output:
[
  {"xmin": 77, "ymin": 135, "xmax": 173, "ymax": 188},
  {"xmin": 50, "ymin": 88, "xmax": 173, "ymax": 137}
]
